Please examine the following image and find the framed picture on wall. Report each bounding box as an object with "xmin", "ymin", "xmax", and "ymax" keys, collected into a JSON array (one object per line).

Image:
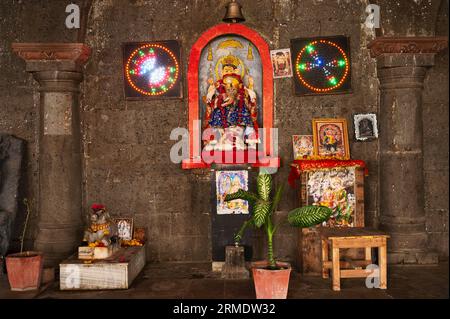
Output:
[
  {"xmin": 270, "ymin": 48, "xmax": 293, "ymax": 78},
  {"xmin": 292, "ymin": 135, "xmax": 313, "ymax": 159},
  {"xmin": 312, "ymin": 118, "xmax": 350, "ymax": 160},
  {"xmin": 122, "ymin": 40, "xmax": 182, "ymax": 99},
  {"xmin": 353, "ymin": 113, "xmax": 379, "ymax": 141},
  {"xmin": 114, "ymin": 218, "xmax": 134, "ymax": 240}
]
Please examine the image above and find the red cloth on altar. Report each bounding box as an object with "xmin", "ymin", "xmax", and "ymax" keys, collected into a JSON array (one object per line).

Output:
[{"xmin": 288, "ymin": 159, "xmax": 368, "ymax": 188}]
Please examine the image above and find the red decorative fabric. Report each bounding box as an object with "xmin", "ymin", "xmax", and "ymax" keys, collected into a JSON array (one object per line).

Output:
[{"xmin": 288, "ymin": 159, "xmax": 368, "ymax": 188}]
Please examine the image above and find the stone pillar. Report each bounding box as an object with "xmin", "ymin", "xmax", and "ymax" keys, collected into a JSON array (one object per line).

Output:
[
  {"xmin": 12, "ymin": 43, "xmax": 90, "ymax": 267},
  {"xmin": 368, "ymin": 37, "xmax": 448, "ymax": 264}
]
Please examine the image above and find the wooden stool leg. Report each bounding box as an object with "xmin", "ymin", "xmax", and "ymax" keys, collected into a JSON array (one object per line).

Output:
[
  {"xmin": 322, "ymin": 239, "xmax": 329, "ymax": 279},
  {"xmin": 378, "ymin": 240, "xmax": 387, "ymax": 289},
  {"xmin": 331, "ymin": 242, "xmax": 340, "ymax": 291},
  {"xmin": 365, "ymin": 247, "xmax": 372, "ymax": 263}
]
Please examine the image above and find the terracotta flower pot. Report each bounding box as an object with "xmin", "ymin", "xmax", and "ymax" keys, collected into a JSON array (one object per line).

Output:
[
  {"xmin": 251, "ymin": 261, "xmax": 291, "ymax": 299},
  {"xmin": 5, "ymin": 251, "xmax": 43, "ymax": 291}
]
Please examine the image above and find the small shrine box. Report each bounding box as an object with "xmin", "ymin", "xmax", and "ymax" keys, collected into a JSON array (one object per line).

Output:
[
  {"xmin": 291, "ymin": 163, "xmax": 366, "ymax": 274},
  {"xmin": 60, "ymin": 246, "xmax": 146, "ymax": 290}
]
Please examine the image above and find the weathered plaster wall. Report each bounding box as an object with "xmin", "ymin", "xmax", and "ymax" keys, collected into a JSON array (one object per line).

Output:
[{"xmin": 0, "ymin": 0, "xmax": 447, "ymax": 263}]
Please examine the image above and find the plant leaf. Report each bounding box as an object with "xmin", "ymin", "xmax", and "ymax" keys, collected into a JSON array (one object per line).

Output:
[
  {"xmin": 257, "ymin": 174, "xmax": 272, "ymax": 201},
  {"xmin": 234, "ymin": 219, "xmax": 255, "ymax": 243},
  {"xmin": 253, "ymin": 200, "xmax": 271, "ymax": 228},
  {"xmin": 287, "ymin": 205, "xmax": 333, "ymax": 228},
  {"xmin": 225, "ymin": 189, "xmax": 259, "ymax": 203},
  {"xmin": 271, "ymin": 184, "xmax": 284, "ymax": 214}
]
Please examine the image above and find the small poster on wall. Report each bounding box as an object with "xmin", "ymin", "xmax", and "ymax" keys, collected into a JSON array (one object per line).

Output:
[
  {"xmin": 122, "ymin": 40, "xmax": 182, "ymax": 99},
  {"xmin": 216, "ymin": 170, "xmax": 249, "ymax": 215},
  {"xmin": 292, "ymin": 135, "xmax": 313, "ymax": 159},
  {"xmin": 270, "ymin": 48, "xmax": 293, "ymax": 78}
]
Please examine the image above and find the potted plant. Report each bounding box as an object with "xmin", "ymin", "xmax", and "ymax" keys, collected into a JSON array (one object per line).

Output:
[
  {"xmin": 225, "ymin": 173, "xmax": 332, "ymax": 299},
  {"xmin": 5, "ymin": 199, "xmax": 43, "ymax": 291}
]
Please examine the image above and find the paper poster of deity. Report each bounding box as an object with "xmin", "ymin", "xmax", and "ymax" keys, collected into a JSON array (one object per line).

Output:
[
  {"xmin": 306, "ymin": 168, "xmax": 356, "ymax": 227},
  {"xmin": 292, "ymin": 135, "xmax": 313, "ymax": 159},
  {"xmin": 216, "ymin": 170, "xmax": 249, "ymax": 215},
  {"xmin": 312, "ymin": 118, "xmax": 350, "ymax": 160},
  {"xmin": 199, "ymin": 36, "xmax": 262, "ymax": 152},
  {"xmin": 270, "ymin": 48, "xmax": 293, "ymax": 78}
]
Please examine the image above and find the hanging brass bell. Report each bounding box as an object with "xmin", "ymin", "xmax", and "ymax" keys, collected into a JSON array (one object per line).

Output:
[{"xmin": 223, "ymin": 0, "xmax": 246, "ymax": 23}]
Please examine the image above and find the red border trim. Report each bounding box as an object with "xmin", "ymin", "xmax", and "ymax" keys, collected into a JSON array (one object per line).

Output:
[{"xmin": 182, "ymin": 23, "xmax": 275, "ymax": 169}]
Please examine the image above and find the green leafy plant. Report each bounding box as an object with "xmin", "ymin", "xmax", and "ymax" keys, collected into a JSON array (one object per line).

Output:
[{"xmin": 225, "ymin": 173, "xmax": 332, "ymax": 270}]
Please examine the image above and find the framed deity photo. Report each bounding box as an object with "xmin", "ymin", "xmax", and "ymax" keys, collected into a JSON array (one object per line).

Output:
[
  {"xmin": 114, "ymin": 218, "xmax": 134, "ymax": 240},
  {"xmin": 292, "ymin": 135, "xmax": 313, "ymax": 159},
  {"xmin": 312, "ymin": 118, "xmax": 350, "ymax": 160},
  {"xmin": 270, "ymin": 48, "xmax": 293, "ymax": 78},
  {"xmin": 122, "ymin": 40, "xmax": 182, "ymax": 99},
  {"xmin": 353, "ymin": 113, "xmax": 378, "ymax": 141}
]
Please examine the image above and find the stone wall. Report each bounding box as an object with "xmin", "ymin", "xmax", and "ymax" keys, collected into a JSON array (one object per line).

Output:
[
  {"xmin": 0, "ymin": 0, "xmax": 447, "ymax": 263},
  {"xmin": 423, "ymin": 0, "xmax": 449, "ymax": 260}
]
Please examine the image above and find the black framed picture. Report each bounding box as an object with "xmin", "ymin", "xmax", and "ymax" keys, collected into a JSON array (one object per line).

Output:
[
  {"xmin": 290, "ymin": 35, "xmax": 352, "ymax": 96},
  {"xmin": 353, "ymin": 113, "xmax": 379, "ymax": 141},
  {"xmin": 122, "ymin": 40, "xmax": 182, "ymax": 99}
]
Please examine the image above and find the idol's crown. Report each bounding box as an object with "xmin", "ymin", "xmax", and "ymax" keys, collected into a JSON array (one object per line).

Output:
[{"xmin": 222, "ymin": 55, "xmax": 239, "ymax": 68}]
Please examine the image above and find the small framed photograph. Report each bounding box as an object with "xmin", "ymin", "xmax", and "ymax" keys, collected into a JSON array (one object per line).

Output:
[
  {"xmin": 312, "ymin": 118, "xmax": 350, "ymax": 160},
  {"xmin": 114, "ymin": 218, "xmax": 134, "ymax": 240},
  {"xmin": 353, "ymin": 113, "xmax": 378, "ymax": 141},
  {"xmin": 292, "ymin": 135, "xmax": 313, "ymax": 159},
  {"xmin": 270, "ymin": 48, "xmax": 293, "ymax": 78}
]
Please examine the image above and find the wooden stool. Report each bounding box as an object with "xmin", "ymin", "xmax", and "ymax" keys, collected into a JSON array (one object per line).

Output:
[{"xmin": 320, "ymin": 228, "xmax": 389, "ymax": 291}]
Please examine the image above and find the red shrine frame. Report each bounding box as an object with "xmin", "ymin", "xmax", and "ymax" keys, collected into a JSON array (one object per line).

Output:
[{"xmin": 182, "ymin": 23, "xmax": 279, "ymax": 169}]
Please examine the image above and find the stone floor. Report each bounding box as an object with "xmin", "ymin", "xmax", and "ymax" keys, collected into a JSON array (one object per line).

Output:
[{"xmin": 0, "ymin": 262, "xmax": 448, "ymax": 299}]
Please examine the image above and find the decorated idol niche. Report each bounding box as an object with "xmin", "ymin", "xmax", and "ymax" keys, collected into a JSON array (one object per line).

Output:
[{"xmin": 200, "ymin": 36, "xmax": 262, "ymax": 152}]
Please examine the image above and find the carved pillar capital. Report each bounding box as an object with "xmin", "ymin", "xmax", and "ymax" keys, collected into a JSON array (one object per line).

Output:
[
  {"xmin": 368, "ymin": 36, "xmax": 448, "ymax": 58},
  {"xmin": 12, "ymin": 43, "xmax": 91, "ymax": 93},
  {"xmin": 12, "ymin": 43, "xmax": 91, "ymax": 73}
]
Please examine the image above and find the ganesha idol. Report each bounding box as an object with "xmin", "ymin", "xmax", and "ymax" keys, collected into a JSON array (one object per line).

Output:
[
  {"xmin": 203, "ymin": 54, "xmax": 260, "ymax": 152},
  {"xmin": 79, "ymin": 204, "xmax": 118, "ymax": 259}
]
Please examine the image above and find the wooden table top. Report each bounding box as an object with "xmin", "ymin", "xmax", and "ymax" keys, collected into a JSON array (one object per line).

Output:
[{"xmin": 319, "ymin": 227, "xmax": 390, "ymax": 239}]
